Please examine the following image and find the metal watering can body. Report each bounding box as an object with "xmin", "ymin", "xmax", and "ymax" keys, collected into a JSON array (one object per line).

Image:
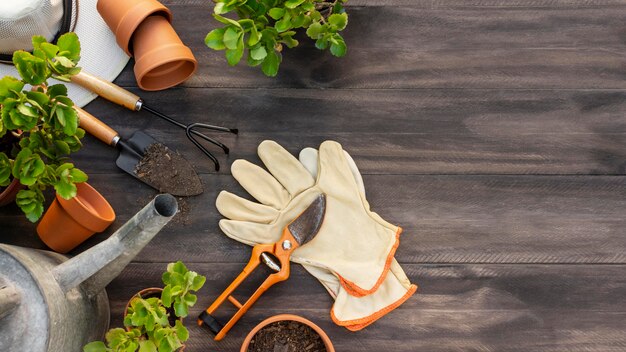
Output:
[{"xmin": 0, "ymin": 194, "xmax": 178, "ymax": 352}]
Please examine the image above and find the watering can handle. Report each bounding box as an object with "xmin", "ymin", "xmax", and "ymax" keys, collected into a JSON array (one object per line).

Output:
[{"xmin": 71, "ymin": 71, "xmax": 142, "ymax": 111}]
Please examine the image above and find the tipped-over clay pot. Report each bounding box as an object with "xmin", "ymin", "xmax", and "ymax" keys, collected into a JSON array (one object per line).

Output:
[
  {"xmin": 132, "ymin": 15, "xmax": 197, "ymax": 91},
  {"xmin": 37, "ymin": 182, "xmax": 115, "ymax": 253},
  {"xmin": 240, "ymin": 314, "xmax": 335, "ymax": 352},
  {"xmin": 97, "ymin": 0, "xmax": 197, "ymax": 90},
  {"xmin": 97, "ymin": 0, "xmax": 172, "ymax": 56}
]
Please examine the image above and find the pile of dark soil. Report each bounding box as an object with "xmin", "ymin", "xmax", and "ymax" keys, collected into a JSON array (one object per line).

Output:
[
  {"xmin": 247, "ymin": 320, "xmax": 327, "ymax": 352},
  {"xmin": 134, "ymin": 143, "xmax": 202, "ymax": 196}
]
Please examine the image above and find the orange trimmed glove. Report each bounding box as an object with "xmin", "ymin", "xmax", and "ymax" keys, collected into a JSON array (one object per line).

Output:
[{"xmin": 216, "ymin": 140, "xmax": 416, "ymax": 330}]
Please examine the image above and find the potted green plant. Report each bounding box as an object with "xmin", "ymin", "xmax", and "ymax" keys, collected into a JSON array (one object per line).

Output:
[
  {"xmin": 0, "ymin": 33, "xmax": 87, "ymax": 222},
  {"xmin": 205, "ymin": 0, "xmax": 348, "ymax": 76},
  {"xmin": 84, "ymin": 261, "xmax": 207, "ymax": 352}
]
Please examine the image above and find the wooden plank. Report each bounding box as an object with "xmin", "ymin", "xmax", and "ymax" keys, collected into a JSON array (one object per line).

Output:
[
  {"xmin": 103, "ymin": 263, "xmax": 626, "ymax": 352},
  {"xmin": 2, "ymin": 174, "xmax": 624, "ymax": 264},
  {"xmin": 77, "ymin": 88, "xmax": 626, "ymax": 175},
  {"xmin": 108, "ymin": 5, "xmax": 626, "ymax": 89}
]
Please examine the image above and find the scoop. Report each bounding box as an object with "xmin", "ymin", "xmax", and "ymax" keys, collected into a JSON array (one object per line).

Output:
[{"xmin": 76, "ymin": 107, "xmax": 203, "ymax": 196}]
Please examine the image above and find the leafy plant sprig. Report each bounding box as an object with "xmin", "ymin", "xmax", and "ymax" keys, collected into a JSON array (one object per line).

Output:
[
  {"xmin": 205, "ymin": 0, "xmax": 348, "ymax": 76},
  {"xmin": 0, "ymin": 33, "xmax": 86, "ymax": 221},
  {"xmin": 84, "ymin": 262, "xmax": 206, "ymax": 352}
]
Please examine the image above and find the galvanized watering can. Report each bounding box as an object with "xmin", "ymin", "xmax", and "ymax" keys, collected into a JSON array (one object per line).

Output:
[{"xmin": 0, "ymin": 194, "xmax": 178, "ymax": 352}]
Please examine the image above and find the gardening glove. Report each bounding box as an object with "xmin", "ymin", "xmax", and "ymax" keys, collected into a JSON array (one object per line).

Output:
[
  {"xmin": 218, "ymin": 140, "xmax": 398, "ymax": 295},
  {"xmin": 216, "ymin": 141, "xmax": 416, "ymax": 329},
  {"xmin": 298, "ymin": 147, "xmax": 417, "ymax": 330}
]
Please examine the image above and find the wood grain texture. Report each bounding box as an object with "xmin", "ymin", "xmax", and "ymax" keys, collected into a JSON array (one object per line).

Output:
[
  {"xmin": 104, "ymin": 263, "xmax": 626, "ymax": 352},
  {"xmin": 1, "ymin": 1, "xmax": 626, "ymax": 351}
]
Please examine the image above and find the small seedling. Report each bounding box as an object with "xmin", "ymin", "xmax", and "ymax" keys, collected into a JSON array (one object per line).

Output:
[
  {"xmin": 205, "ymin": 0, "xmax": 349, "ymax": 76},
  {"xmin": 0, "ymin": 33, "xmax": 86, "ymax": 221},
  {"xmin": 83, "ymin": 261, "xmax": 206, "ymax": 352}
]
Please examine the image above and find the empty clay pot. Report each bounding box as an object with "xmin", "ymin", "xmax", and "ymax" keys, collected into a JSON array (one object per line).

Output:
[
  {"xmin": 0, "ymin": 178, "xmax": 22, "ymax": 207},
  {"xmin": 240, "ymin": 314, "xmax": 335, "ymax": 352},
  {"xmin": 37, "ymin": 182, "xmax": 115, "ymax": 253},
  {"xmin": 97, "ymin": 0, "xmax": 172, "ymax": 56},
  {"xmin": 97, "ymin": 0, "xmax": 197, "ymax": 91},
  {"xmin": 131, "ymin": 15, "xmax": 197, "ymax": 91}
]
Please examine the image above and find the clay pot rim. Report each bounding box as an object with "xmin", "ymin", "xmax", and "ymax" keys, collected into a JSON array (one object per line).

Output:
[
  {"xmin": 0, "ymin": 178, "xmax": 22, "ymax": 207},
  {"xmin": 98, "ymin": 0, "xmax": 172, "ymax": 56},
  {"xmin": 240, "ymin": 314, "xmax": 335, "ymax": 352},
  {"xmin": 56, "ymin": 182, "xmax": 115, "ymax": 232}
]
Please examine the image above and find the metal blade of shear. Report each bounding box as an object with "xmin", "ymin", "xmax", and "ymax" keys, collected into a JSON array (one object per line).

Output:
[{"xmin": 288, "ymin": 194, "xmax": 327, "ymax": 246}]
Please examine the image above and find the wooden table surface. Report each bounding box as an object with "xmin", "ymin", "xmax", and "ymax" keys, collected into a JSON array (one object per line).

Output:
[{"xmin": 3, "ymin": 0, "xmax": 626, "ymax": 351}]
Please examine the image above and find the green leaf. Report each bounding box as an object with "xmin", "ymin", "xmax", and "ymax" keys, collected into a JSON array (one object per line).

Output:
[
  {"xmin": 161, "ymin": 285, "xmax": 173, "ymax": 307},
  {"xmin": 191, "ymin": 275, "xmax": 206, "ymax": 291},
  {"xmin": 0, "ymin": 153, "xmax": 11, "ymax": 187},
  {"xmin": 248, "ymin": 25, "xmax": 261, "ymax": 46},
  {"xmin": 173, "ymin": 300, "xmax": 188, "ymax": 318},
  {"xmin": 284, "ymin": 0, "xmax": 305, "ymax": 9},
  {"xmin": 328, "ymin": 13, "xmax": 348, "ymax": 31},
  {"xmin": 54, "ymin": 140, "xmax": 71, "ymax": 155},
  {"xmin": 291, "ymin": 14, "xmax": 306, "ymax": 28},
  {"xmin": 83, "ymin": 341, "xmax": 107, "ymax": 352},
  {"xmin": 40, "ymin": 42, "xmax": 59, "ymax": 59},
  {"xmin": 250, "ymin": 46, "xmax": 267, "ymax": 60},
  {"xmin": 330, "ymin": 35, "xmax": 347, "ymax": 57},
  {"xmin": 55, "ymin": 55, "xmax": 76, "ymax": 69},
  {"xmin": 138, "ymin": 340, "xmax": 157, "ymax": 352},
  {"xmin": 261, "ymin": 50, "xmax": 280, "ymax": 77},
  {"xmin": 213, "ymin": 14, "xmax": 242, "ymax": 28},
  {"xmin": 205, "ymin": 28, "xmax": 227, "ymax": 50},
  {"xmin": 175, "ymin": 320, "xmax": 189, "ymax": 341},
  {"xmin": 0, "ymin": 76, "xmax": 24, "ymax": 101},
  {"xmin": 268, "ymin": 7, "xmax": 285, "ymax": 20},
  {"xmin": 16, "ymin": 188, "xmax": 44, "ymax": 222},
  {"xmin": 315, "ymin": 37, "xmax": 329, "ymax": 50},
  {"xmin": 225, "ymin": 39, "xmax": 244, "ymax": 66},
  {"xmin": 13, "ymin": 51, "xmax": 48, "ymax": 85},
  {"xmin": 62, "ymin": 106, "xmax": 78, "ymax": 136},
  {"xmin": 223, "ymin": 27, "xmax": 241, "ymax": 50},
  {"xmin": 47, "ymin": 84, "xmax": 68, "ymax": 98},
  {"xmin": 57, "ymin": 32, "xmax": 81, "ymax": 61},
  {"xmin": 275, "ymin": 18, "xmax": 291, "ymax": 32},
  {"xmin": 306, "ymin": 22, "xmax": 323, "ymax": 39}
]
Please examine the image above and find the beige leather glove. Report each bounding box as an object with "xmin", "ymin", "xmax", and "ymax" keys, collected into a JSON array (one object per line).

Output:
[
  {"xmin": 298, "ymin": 147, "xmax": 417, "ymax": 330},
  {"xmin": 217, "ymin": 141, "xmax": 416, "ymax": 330},
  {"xmin": 218, "ymin": 140, "xmax": 399, "ymax": 295}
]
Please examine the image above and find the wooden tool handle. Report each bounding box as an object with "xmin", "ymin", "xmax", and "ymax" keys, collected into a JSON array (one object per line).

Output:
[
  {"xmin": 75, "ymin": 106, "xmax": 119, "ymax": 146},
  {"xmin": 71, "ymin": 71, "xmax": 141, "ymax": 111}
]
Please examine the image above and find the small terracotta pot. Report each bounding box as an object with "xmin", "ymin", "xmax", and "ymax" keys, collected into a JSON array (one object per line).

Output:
[
  {"xmin": 132, "ymin": 15, "xmax": 197, "ymax": 91},
  {"xmin": 36, "ymin": 182, "xmax": 115, "ymax": 253},
  {"xmin": 125, "ymin": 288, "xmax": 186, "ymax": 352},
  {"xmin": 0, "ymin": 178, "xmax": 22, "ymax": 207},
  {"xmin": 240, "ymin": 314, "xmax": 335, "ymax": 352},
  {"xmin": 97, "ymin": 0, "xmax": 172, "ymax": 56}
]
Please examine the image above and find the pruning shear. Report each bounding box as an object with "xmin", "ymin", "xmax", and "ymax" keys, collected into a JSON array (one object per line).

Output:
[{"xmin": 198, "ymin": 194, "xmax": 327, "ymax": 341}]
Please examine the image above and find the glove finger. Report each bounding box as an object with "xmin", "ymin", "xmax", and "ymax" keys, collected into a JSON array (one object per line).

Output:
[
  {"xmin": 216, "ymin": 191, "xmax": 279, "ymax": 223},
  {"xmin": 258, "ymin": 140, "xmax": 315, "ymax": 197},
  {"xmin": 219, "ymin": 219, "xmax": 279, "ymax": 246},
  {"xmin": 299, "ymin": 147, "xmax": 366, "ymax": 196},
  {"xmin": 317, "ymin": 141, "xmax": 361, "ymax": 194},
  {"xmin": 231, "ymin": 159, "xmax": 290, "ymax": 209}
]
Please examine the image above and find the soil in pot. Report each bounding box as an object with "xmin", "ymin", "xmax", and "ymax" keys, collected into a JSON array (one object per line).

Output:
[
  {"xmin": 247, "ymin": 320, "xmax": 327, "ymax": 352},
  {"xmin": 133, "ymin": 143, "xmax": 202, "ymax": 196}
]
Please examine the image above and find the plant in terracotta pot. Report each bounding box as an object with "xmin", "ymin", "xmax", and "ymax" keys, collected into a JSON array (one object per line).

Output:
[
  {"xmin": 0, "ymin": 33, "xmax": 87, "ymax": 222},
  {"xmin": 242, "ymin": 314, "xmax": 334, "ymax": 352},
  {"xmin": 84, "ymin": 261, "xmax": 206, "ymax": 352},
  {"xmin": 205, "ymin": 0, "xmax": 348, "ymax": 76}
]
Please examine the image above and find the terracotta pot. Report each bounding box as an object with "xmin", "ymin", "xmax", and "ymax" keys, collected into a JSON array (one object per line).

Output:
[
  {"xmin": 132, "ymin": 15, "xmax": 197, "ymax": 91},
  {"xmin": 97, "ymin": 0, "xmax": 172, "ymax": 56},
  {"xmin": 36, "ymin": 182, "xmax": 115, "ymax": 254},
  {"xmin": 125, "ymin": 288, "xmax": 186, "ymax": 352},
  {"xmin": 240, "ymin": 314, "xmax": 335, "ymax": 352},
  {"xmin": 0, "ymin": 178, "xmax": 22, "ymax": 207}
]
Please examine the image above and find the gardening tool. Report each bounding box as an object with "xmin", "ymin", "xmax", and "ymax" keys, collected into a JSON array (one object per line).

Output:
[
  {"xmin": 75, "ymin": 107, "xmax": 203, "ymax": 196},
  {"xmin": 71, "ymin": 71, "xmax": 238, "ymax": 171},
  {"xmin": 198, "ymin": 194, "xmax": 327, "ymax": 341},
  {"xmin": 0, "ymin": 194, "xmax": 178, "ymax": 352},
  {"xmin": 214, "ymin": 140, "xmax": 416, "ymax": 330}
]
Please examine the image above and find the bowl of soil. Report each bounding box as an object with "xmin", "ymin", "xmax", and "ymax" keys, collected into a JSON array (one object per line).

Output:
[{"xmin": 241, "ymin": 314, "xmax": 334, "ymax": 352}]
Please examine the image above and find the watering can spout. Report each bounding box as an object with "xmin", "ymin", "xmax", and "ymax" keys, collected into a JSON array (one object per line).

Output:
[{"xmin": 51, "ymin": 194, "xmax": 178, "ymax": 297}]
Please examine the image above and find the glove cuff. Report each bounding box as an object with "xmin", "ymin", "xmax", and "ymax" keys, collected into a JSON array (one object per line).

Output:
[
  {"xmin": 331, "ymin": 283, "xmax": 418, "ymax": 331},
  {"xmin": 337, "ymin": 227, "xmax": 403, "ymax": 297}
]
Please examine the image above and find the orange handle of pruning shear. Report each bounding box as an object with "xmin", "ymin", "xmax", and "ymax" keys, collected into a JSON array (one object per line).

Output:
[{"xmin": 198, "ymin": 227, "xmax": 299, "ymax": 341}]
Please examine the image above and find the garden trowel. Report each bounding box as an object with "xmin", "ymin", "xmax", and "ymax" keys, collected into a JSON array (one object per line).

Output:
[
  {"xmin": 198, "ymin": 194, "xmax": 327, "ymax": 341},
  {"xmin": 75, "ymin": 107, "xmax": 203, "ymax": 196}
]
